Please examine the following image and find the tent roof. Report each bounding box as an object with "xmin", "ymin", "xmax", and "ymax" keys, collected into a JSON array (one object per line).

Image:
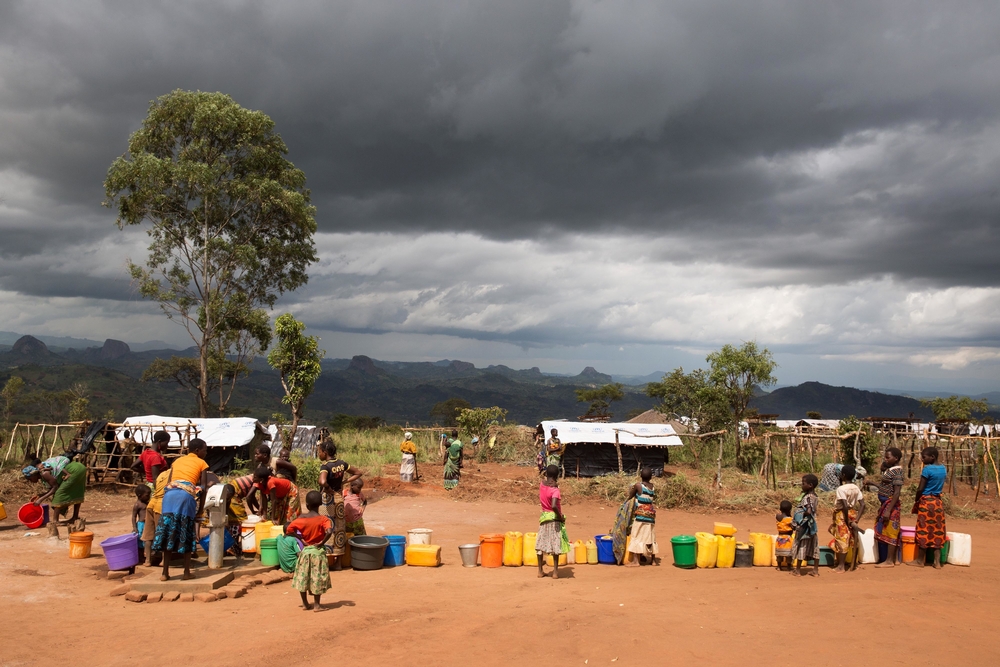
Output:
[
  {"xmin": 626, "ymin": 410, "xmax": 690, "ymax": 433},
  {"xmin": 121, "ymin": 415, "xmax": 264, "ymax": 448},
  {"xmin": 541, "ymin": 420, "xmax": 683, "ymax": 447}
]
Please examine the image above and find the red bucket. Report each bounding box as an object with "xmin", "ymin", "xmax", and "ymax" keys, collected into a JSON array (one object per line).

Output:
[{"xmin": 18, "ymin": 503, "xmax": 44, "ymax": 529}]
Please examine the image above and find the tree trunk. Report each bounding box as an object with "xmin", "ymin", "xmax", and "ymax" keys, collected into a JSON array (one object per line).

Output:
[
  {"xmin": 198, "ymin": 340, "xmax": 209, "ymax": 418},
  {"xmin": 714, "ymin": 435, "xmax": 725, "ymax": 490}
]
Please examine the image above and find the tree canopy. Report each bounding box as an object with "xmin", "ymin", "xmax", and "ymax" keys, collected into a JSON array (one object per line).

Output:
[
  {"xmin": 104, "ymin": 89, "xmax": 316, "ymax": 417},
  {"xmin": 921, "ymin": 396, "xmax": 990, "ymax": 422},
  {"xmin": 575, "ymin": 382, "xmax": 625, "ymax": 420},
  {"xmin": 430, "ymin": 398, "xmax": 472, "ymax": 427},
  {"xmin": 706, "ymin": 341, "xmax": 777, "ymax": 460},
  {"xmin": 645, "ymin": 367, "xmax": 728, "ymax": 432},
  {"xmin": 267, "ymin": 314, "xmax": 324, "ymax": 453}
]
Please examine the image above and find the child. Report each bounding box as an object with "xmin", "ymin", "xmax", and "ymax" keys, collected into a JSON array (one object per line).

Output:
[
  {"xmin": 132, "ymin": 484, "xmax": 151, "ymax": 565},
  {"xmin": 909, "ymin": 446, "xmax": 947, "ymax": 569},
  {"xmin": 775, "ymin": 499, "xmax": 794, "ymax": 571},
  {"xmin": 791, "ymin": 473, "xmax": 819, "ymax": 577},
  {"xmin": 536, "ymin": 464, "xmax": 568, "ymax": 579},
  {"xmin": 344, "ymin": 478, "xmax": 367, "ymax": 536},
  {"xmin": 253, "ymin": 466, "xmax": 301, "ymax": 524},
  {"xmin": 831, "ymin": 464, "xmax": 865, "ymax": 573},
  {"xmin": 625, "ymin": 467, "xmax": 658, "ymax": 566},
  {"xmin": 285, "ymin": 490, "xmax": 334, "ymax": 611}
]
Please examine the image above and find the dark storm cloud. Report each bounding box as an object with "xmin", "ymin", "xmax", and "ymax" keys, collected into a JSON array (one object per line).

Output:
[{"xmin": 2, "ymin": 0, "xmax": 1000, "ymax": 301}]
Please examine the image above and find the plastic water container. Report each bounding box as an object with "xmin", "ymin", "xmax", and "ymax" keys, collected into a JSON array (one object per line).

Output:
[
  {"xmin": 269, "ymin": 524, "xmax": 284, "ymax": 538},
  {"xmin": 713, "ymin": 522, "xmax": 737, "ymax": 537},
  {"xmin": 240, "ymin": 516, "xmax": 260, "ymax": 553},
  {"xmin": 901, "ymin": 535, "xmax": 917, "ymax": 563},
  {"xmin": 405, "ymin": 543, "xmax": 441, "ymax": 567},
  {"xmin": 503, "ymin": 531, "xmax": 523, "ymax": 566},
  {"xmin": 749, "ymin": 533, "xmax": 772, "ymax": 566},
  {"xmin": 859, "ymin": 528, "xmax": 877, "ymax": 564},
  {"xmin": 18, "ymin": 503, "xmax": 45, "ymax": 529},
  {"xmin": 254, "ymin": 520, "xmax": 273, "ymax": 555},
  {"xmin": 198, "ymin": 530, "xmax": 235, "ymax": 554},
  {"xmin": 544, "ymin": 552, "xmax": 568, "ymax": 566},
  {"xmin": 695, "ymin": 532, "xmax": 718, "ymax": 568},
  {"xmin": 715, "ymin": 535, "xmax": 736, "ymax": 568},
  {"xmin": 480, "ymin": 533, "xmax": 504, "ymax": 568},
  {"xmin": 670, "ymin": 535, "xmax": 697, "ymax": 568},
  {"xmin": 946, "ymin": 532, "xmax": 971, "ymax": 566},
  {"xmin": 259, "ymin": 538, "xmax": 279, "ymax": 566},
  {"xmin": 68, "ymin": 531, "xmax": 94, "ymax": 559},
  {"xmin": 0, "ymin": 501, "xmax": 6, "ymax": 521},
  {"xmin": 408, "ymin": 528, "xmax": 433, "ymax": 545},
  {"xmin": 573, "ymin": 540, "xmax": 587, "ymax": 564},
  {"xmin": 818, "ymin": 546, "xmax": 835, "ymax": 567},
  {"xmin": 100, "ymin": 533, "xmax": 140, "ymax": 571},
  {"xmin": 523, "ymin": 532, "xmax": 539, "ymax": 566},
  {"xmin": 734, "ymin": 542, "xmax": 753, "ymax": 568},
  {"xmin": 595, "ymin": 535, "xmax": 615, "ymax": 564},
  {"xmin": 349, "ymin": 535, "xmax": 388, "ymax": 570},
  {"xmin": 383, "ymin": 535, "xmax": 407, "ymax": 567}
]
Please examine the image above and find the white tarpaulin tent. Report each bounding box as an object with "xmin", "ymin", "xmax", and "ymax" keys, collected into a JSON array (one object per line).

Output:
[
  {"xmin": 541, "ymin": 420, "xmax": 683, "ymax": 447},
  {"xmin": 122, "ymin": 415, "xmax": 264, "ymax": 448},
  {"xmin": 267, "ymin": 425, "xmax": 319, "ymax": 456}
]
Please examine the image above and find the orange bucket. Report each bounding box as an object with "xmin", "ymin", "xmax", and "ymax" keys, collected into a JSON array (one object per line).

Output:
[
  {"xmin": 901, "ymin": 536, "xmax": 917, "ymax": 563},
  {"xmin": 479, "ymin": 533, "xmax": 504, "ymax": 568},
  {"xmin": 69, "ymin": 531, "xmax": 94, "ymax": 559}
]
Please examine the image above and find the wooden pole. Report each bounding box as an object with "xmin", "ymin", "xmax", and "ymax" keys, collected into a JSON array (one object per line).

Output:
[
  {"xmin": 807, "ymin": 436, "xmax": 815, "ymax": 473},
  {"xmin": 852, "ymin": 429, "xmax": 861, "ymax": 467},
  {"xmin": 714, "ymin": 435, "xmax": 725, "ymax": 490},
  {"xmin": 974, "ymin": 436, "xmax": 985, "ymax": 502},
  {"xmin": 615, "ymin": 431, "xmax": 623, "ymax": 474}
]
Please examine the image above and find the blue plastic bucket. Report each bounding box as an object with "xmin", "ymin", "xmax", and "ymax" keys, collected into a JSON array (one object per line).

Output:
[
  {"xmin": 595, "ymin": 534, "xmax": 615, "ymax": 564},
  {"xmin": 198, "ymin": 530, "xmax": 235, "ymax": 554},
  {"xmin": 383, "ymin": 535, "xmax": 407, "ymax": 567}
]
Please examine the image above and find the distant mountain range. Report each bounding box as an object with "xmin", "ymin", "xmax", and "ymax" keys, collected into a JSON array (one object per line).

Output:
[{"xmin": 0, "ymin": 332, "xmax": 996, "ymax": 426}]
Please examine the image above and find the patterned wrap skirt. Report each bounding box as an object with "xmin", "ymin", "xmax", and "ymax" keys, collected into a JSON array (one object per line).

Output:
[
  {"xmin": 292, "ymin": 545, "xmax": 331, "ymax": 595},
  {"xmin": 830, "ymin": 508, "xmax": 858, "ymax": 554},
  {"xmin": 874, "ymin": 494, "xmax": 901, "ymax": 546},
  {"xmin": 152, "ymin": 487, "xmax": 198, "ymax": 554},
  {"xmin": 916, "ymin": 495, "xmax": 947, "ymax": 549},
  {"xmin": 323, "ymin": 490, "xmax": 347, "ymax": 556},
  {"xmin": 536, "ymin": 516, "xmax": 568, "ymax": 555}
]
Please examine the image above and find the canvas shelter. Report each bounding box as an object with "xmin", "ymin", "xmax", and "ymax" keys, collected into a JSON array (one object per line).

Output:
[
  {"xmin": 540, "ymin": 420, "xmax": 683, "ymax": 477},
  {"xmin": 266, "ymin": 424, "xmax": 321, "ymax": 456},
  {"xmin": 121, "ymin": 415, "xmax": 268, "ymax": 473}
]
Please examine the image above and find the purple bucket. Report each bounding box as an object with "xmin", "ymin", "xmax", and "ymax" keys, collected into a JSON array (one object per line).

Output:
[{"xmin": 100, "ymin": 533, "xmax": 140, "ymax": 571}]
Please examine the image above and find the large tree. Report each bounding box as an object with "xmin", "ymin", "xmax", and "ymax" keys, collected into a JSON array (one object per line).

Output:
[
  {"xmin": 920, "ymin": 396, "xmax": 990, "ymax": 422},
  {"xmin": 645, "ymin": 367, "xmax": 728, "ymax": 432},
  {"xmin": 267, "ymin": 314, "xmax": 324, "ymax": 454},
  {"xmin": 575, "ymin": 382, "xmax": 625, "ymax": 420},
  {"xmin": 706, "ymin": 341, "xmax": 777, "ymax": 461},
  {"xmin": 104, "ymin": 90, "xmax": 316, "ymax": 417}
]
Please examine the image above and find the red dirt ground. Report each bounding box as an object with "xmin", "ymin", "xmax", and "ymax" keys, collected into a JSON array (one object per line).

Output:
[{"xmin": 2, "ymin": 470, "xmax": 997, "ymax": 667}]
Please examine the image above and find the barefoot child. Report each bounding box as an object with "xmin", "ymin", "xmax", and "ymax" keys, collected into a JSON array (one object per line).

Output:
[
  {"xmin": 831, "ymin": 464, "xmax": 865, "ymax": 573},
  {"xmin": 132, "ymin": 485, "xmax": 150, "ymax": 564},
  {"xmin": 874, "ymin": 447, "xmax": 904, "ymax": 567},
  {"xmin": 536, "ymin": 465, "xmax": 568, "ymax": 579},
  {"xmin": 344, "ymin": 478, "xmax": 367, "ymax": 536},
  {"xmin": 792, "ymin": 473, "xmax": 819, "ymax": 577},
  {"xmin": 285, "ymin": 490, "xmax": 334, "ymax": 611},
  {"xmin": 909, "ymin": 447, "xmax": 947, "ymax": 569},
  {"xmin": 775, "ymin": 500, "xmax": 794, "ymax": 571},
  {"xmin": 625, "ymin": 467, "xmax": 658, "ymax": 566}
]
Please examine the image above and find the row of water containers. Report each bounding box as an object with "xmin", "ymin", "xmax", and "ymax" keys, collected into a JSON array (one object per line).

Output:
[{"xmin": 471, "ymin": 531, "xmax": 616, "ymax": 568}]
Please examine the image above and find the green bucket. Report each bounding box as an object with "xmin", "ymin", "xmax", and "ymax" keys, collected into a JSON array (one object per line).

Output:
[
  {"xmin": 670, "ymin": 535, "xmax": 697, "ymax": 569},
  {"xmin": 259, "ymin": 537, "xmax": 279, "ymax": 567}
]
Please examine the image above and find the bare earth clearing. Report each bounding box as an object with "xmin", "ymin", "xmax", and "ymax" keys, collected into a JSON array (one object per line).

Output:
[{"xmin": 1, "ymin": 464, "xmax": 997, "ymax": 667}]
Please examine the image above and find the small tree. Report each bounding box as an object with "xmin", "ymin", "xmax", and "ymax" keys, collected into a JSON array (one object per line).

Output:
[
  {"xmin": 707, "ymin": 341, "xmax": 777, "ymax": 465},
  {"xmin": 806, "ymin": 411, "xmax": 823, "ymax": 420},
  {"xmin": 456, "ymin": 406, "xmax": 508, "ymax": 444},
  {"xmin": 430, "ymin": 398, "xmax": 471, "ymax": 427},
  {"xmin": 575, "ymin": 382, "xmax": 625, "ymax": 420},
  {"xmin": 2, "ymin": 376, "xmax": 24, "ymax": 427},
  {"xmin": 142, "ymin": 354, "xmax": 248, "ymax": 415},
  {"xmin": 66, "ymin": 384, "xmax": 91, "ymax": 422},
  {"xmin": 645, "ymin": 368, "xmax": 728, "ymax": 432},
  {"xmin": 267, "ymin": 314, "xmax": 324, "ymax": 454},
  {"xmin": 920, "ymin": 396, "xmax": 990, "ymax": 423}
]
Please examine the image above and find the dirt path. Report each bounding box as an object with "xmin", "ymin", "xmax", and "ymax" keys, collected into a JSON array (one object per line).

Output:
[{"xmin": 1, "ymin": 481, "xmax": 997, "ymax": 666}]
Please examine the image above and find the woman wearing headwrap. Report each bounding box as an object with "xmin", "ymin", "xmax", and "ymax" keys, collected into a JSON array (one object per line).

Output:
[
  {"xmin": 22, "ymin": 453, "xmax": 88, "ymax": 530},
  {"xmin": 400, "ymin": 432, "xmax": 418, "ymax": 482}
]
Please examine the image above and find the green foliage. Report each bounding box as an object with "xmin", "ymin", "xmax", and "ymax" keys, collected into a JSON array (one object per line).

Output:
[
  {"xmin": 645, "ymin": 367, "xmax": 729, "ymax": 432},
  {"xmin": 293, "ymin": 453, "xmax": 321, "ymax": 491},
  {"xmin": 429, "ymin": 397, "xmax": 471, "ymax": 426},
  {"xmin": 329, "ymin": 414, "xmax": 384, "ymax": 432},
  {"xmin": 920, "ymin": 396, "xmax": 990, "ymax": 422},
  {"xmin": 141, "ymin": 355, "xmax": 249, "ymax": 415},
  {"xmin": 456, "ymin": 406, "xmax": 507, "ymax": 442},
  {"xmin": 805, "ymin": 411, "xmax": 823, "ymax": 419},
  {"xmin": 2, "ymin": 376, "xmax": 24, "ymax": 426},
  {"xmin": 575, "ymin": 382, "xmax": 625, "ymax": 419},
  {"xmin": 837, "ymin": 415, "xmax": 878, "ymax": 471},
  {"xmin": 707, "ymin": 341, "xmax": 777, "ymax": 467},
  {"xmin": 267, "ymin": 313, "xmax": 324, "ymax": 450},
  {"xmin": 104, "ymin": 89, "xmax": 316, "ymax": 417}
]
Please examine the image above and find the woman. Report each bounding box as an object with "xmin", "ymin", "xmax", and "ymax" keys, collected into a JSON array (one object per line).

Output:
[
  {"xmin": 152, "ymin": 438, "xmax": 210, "ymax": 581},
  {"xmin": 545, "ymin": 428, "xmax": 565, "ymax": 469},
  {"xmin": 874, "ymin": 447, "xmax": 904, "ymax": 567},
  {"xmin": 220, "ymin": 473, "xmax": 257, "ymax": 557},
  {"xmin": 254, "ymin": 467, "xmax": 301, "ymax": 524},
  {"xmin": 318, "ymin": 441, "xmax": 362, "ymax": 570},
  {"xmin": 909, "ymin": 446, "xmax": 947, "ymax": 569},
  {"xmin": 22, "ymin": 453, "xmax": 88, "ymax": 531},
  {"xmin": 399, "ymin": 431, "xmax": 418, "ymax": 482},
  {"xmin": 624, "ymin": 467, "xmax": 658, "ymax": 566},
  {"xmin": 443, "ymin": 430, "xmax": 463, "ymax": 490}
]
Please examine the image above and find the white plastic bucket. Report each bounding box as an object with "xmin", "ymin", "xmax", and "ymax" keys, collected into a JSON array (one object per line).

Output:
[
  {"xmin": 407, "ymin": 528, "xmax": 433, "ymax": 545},
  {"xmin": 859, "ymin": 528, "xmax": 877, "ymax": 564},
  {"xmin": 241, "ymin": 516, "xmax": 260, "ymax": 553}
]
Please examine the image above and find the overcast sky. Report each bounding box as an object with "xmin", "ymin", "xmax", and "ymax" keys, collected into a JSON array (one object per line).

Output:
[{"xmin": 2, "ymin": 1, "xmax": 999, "ymax": 392}]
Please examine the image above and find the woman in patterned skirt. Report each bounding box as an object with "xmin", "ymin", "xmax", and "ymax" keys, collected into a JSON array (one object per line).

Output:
[
  {"xmin": 909, "ymin": 447, "xmax": 947, "ymax": 569},
  {"xmin": 874, "ymin": 447, "xmax": 904, "ymax": 567},
  {"xmin": 535, "ymin": 465, "xmax": 569, "ymax": 579},
  {"xmin": 318, "ymin": 441, "xmax": 363, "ymax": 570}
]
